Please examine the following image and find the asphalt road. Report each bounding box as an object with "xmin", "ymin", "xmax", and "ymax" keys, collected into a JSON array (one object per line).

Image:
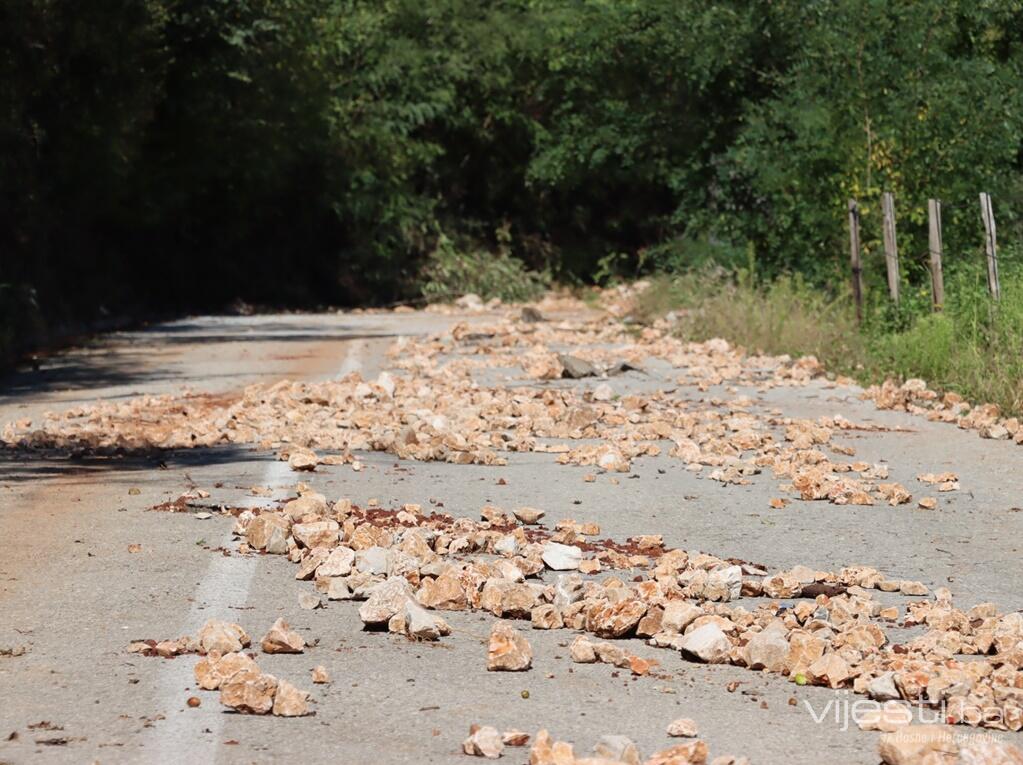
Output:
[{"xmin": 1, "ymin": 309, "xmax": 1021, "ymax": 764}]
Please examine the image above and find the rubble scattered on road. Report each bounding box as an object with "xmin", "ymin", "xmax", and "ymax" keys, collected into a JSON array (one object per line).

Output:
[
  {"xmin": 527, "ymin": 728, "xmax": 745, "ymax": 765},
  {"xmin": 124, "ymin": 618, "xmax": 315, "ymax": 717},
  {"xmin": 19, "ymin": 293, "xmax": 1023, "ymax": 756},
  {"xmin": 4, "ymin": 305, "xmax": 963, "ymax": 513},
  {"xmin": 217, "ymin": 491, "xmax": 1023, "ymax": 736},
  {"xmin": 868, "ymin": 377, "xmax": 1023, "ymax": 447},
  {"xmin": 878, "ymin": 724, "xmax": 1023, "ymax": 763}
]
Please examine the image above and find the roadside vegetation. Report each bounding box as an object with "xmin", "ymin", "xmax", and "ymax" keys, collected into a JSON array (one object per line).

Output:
[
  {"xmin": 4, "ymin": 0, "xmax": 1023, "ymax": 412},
  {"xmin": 636, "ymin": 255, "xmax": 1023, "ymax": 416}
]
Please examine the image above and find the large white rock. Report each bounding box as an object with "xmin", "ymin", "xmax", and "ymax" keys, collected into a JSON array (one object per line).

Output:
[
  {"xmin": 661, "ymin": 601, "xmax": 703, "ymax": 634},
  {"xmin": 868, "ymin": 671, "xmax": 901, "ymax": 702},
  {"xmin": 742, "ymin": 619, "xmax": 789, "ymax": 671},
  {"xmin": 359, "ymin": 577, "xmax": 413, "ymax": 625},
  {"xmin": 705, "ymin": 565, "xmax": 743, "ymax": 601},
  {"xmin": 316, "ymin": 546, "xmax": 355, "ymax": 577},
  {"xmin": 542, "ymin": 542, "xmax": 582, "ymax": 571},
  {"xmin": 679, "ymin": 623, "xmax": 731, "ymax": 664},
  {"xmin": 402, "ymin": 600, "xmax": 451, "ymax": 641},
  {"xmin": 356, "ymin": 546, "xmax": 391, "ymax": 575}
]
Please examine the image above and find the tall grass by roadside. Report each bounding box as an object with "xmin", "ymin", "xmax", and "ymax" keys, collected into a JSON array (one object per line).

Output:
[
  {"xmin": 637, "ymin": 264, "xmax": 1023, "ymax": 416},
  {"xmin": 636, "ymin": 270, "xmax": 866, "ymax": 376}
]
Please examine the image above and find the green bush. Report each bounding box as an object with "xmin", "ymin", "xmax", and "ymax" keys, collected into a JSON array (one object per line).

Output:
[{"xmin": 418, "ymin": 232, "xmax": 548, "ymax": 304}]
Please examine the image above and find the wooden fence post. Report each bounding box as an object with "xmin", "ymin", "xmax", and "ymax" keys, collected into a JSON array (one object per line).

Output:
[
  {"xmin": 848, "ymin": 199, "xmax": 864, "ymax": 322},
  {"xmin": 882, "ymin": 191, "xmax": 900, "ymax": 305},
  {"xmin": 980, "ymin": 192, "xmax": 1001, "ymax": 301},
  {"xmin": 928, "ymin": 199, "xmax": 944, "ymax": 311}
]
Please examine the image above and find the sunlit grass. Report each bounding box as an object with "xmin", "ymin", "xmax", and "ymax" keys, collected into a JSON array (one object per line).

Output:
[{"xmin": 638, "ymin": 264, "xmax": 1023, "ymax": 416}]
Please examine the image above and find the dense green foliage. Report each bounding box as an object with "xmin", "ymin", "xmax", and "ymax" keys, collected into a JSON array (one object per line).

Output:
[{"xmin": 4, "ymin": 0, "xmax": 1023, "ymax": 361}]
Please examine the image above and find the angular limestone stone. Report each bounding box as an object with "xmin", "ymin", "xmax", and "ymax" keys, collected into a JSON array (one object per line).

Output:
[
  {"xmin": 288, "ymin": 450, "xmax": 318, "ymax": 472},
  {"xmin": 529, "ymin": 730, "xmax": 575, "ymax": 765},
  {"xmin": 480, "ymin": 579, "xmax": 539, "ymax": 619},
  {"xmin": 585, "ymin": 599, "xmax": 648, "ymax": 638},
  {"xmin": 403, "ymin": 600, "xmax": 451, "ymax": 641},
  {"xmin": 807, "ymin": 653, "xmax": 851, "ymax": 689},
  {"xmin": 359, "ymin": 576, "xmax": 413, "ymax": 625},
  {"xmin": 198, "ymin": 619, "xmax": 250, "ymax": 655},
  {"xmin": 679, "ymin": 623, "xmax": 730, "ymax": 664},
  {"xmin": 868, "ymin": 672, "xmax": 901, "ymax": 702},
  {"xmin": 260, "ymin": 618, "xmax": 305, "ymax": 654},
  {"xmin": 661, "ymin": 601, "xmax": 703, "ymax": 634},
  {"xmin": 502, "ymin": 730, "xmax": 530, "ymax": 747},
  {"xmin": 356, "ymin": 546, "xmax": 391, "ymax": 575},
  {"xmin": 220, "ymin": 669, "xmax": 278, "ymax": 715},
  {"xmin": 271, "ymin": 678, "xmax": 311, "ymax": 717},
  {"xmin": 462, "ymin": 725, "xmax": 504, "ymax": 759},
  {"xmin": 245, "ymin": 513, "xmax": 291, "ymax": 553},
  {"xmin": 417, "ymin": 572, "xmax": 468, "ymax": 610},
  {"xmin": 553, "ymin": 574, "xmax": 584, "ymax": 607},
  {"xmin": 531, "ymin": 604, "xmax": 564, "ymax": 630},
  {"xmin": 513, "ymin": 507, "xmax": 545, "ymax": 524},
  {"xmin": 570, "ymin": 634, "xmax": 598, "ymax": 663},
  {"xmin": 541, "ymin": 542, "xmax": 582, "ymax": 571},
  {"xmin": 742, "ymin": 619, "xmax": 789, "ymax": 672},
  {"xmin": 666, "ymin": 718, "xmax": 699, "ymax": 738},
  {"xmin": 194, "ymin": 650, "xmax": 259, "ymax": 691},
  {"xmin": 487, "ymin": 622, "xmax": 532, "ymax": 671},
  {"xmin": 292, "ymin": 519, "xmax": 339, "ymax": 549},
  {"xmin": 646, "ymin": 740, "xmax": 709, "ymax": 765}
]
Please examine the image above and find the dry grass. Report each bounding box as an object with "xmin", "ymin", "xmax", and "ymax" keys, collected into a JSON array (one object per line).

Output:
[
  {"xmin": 636, "ymin": 266, "xmax": 1023, "ymax": 416},
  {"xmin": 637, "ymin": 271, "xmax": 866, "ymax": 377}
]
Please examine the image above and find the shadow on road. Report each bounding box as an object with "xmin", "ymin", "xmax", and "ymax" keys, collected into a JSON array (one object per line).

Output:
[
  {"xmin": 0, "ymin": 443, "xmax": 267, "ymax": 483},
  {"xmin": 0, "ymin": 315, "xmax": 396, "ymax": 400}
]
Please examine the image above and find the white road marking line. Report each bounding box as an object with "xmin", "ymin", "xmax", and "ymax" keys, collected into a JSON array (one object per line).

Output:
[{"xmin": 144, "ymin": 342, "xmax": 363, "ymax": 763}]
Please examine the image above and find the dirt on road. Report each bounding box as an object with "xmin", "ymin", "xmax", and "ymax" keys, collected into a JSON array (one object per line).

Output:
[{"xmin": 2, "ymin": 294, "xmax": 1023, "ymax": 765}]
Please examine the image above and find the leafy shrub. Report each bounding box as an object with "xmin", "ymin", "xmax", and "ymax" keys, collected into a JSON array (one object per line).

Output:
[{"xmin": 418, "ymin": 233, "xmax": 548, "ymax": 304}]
